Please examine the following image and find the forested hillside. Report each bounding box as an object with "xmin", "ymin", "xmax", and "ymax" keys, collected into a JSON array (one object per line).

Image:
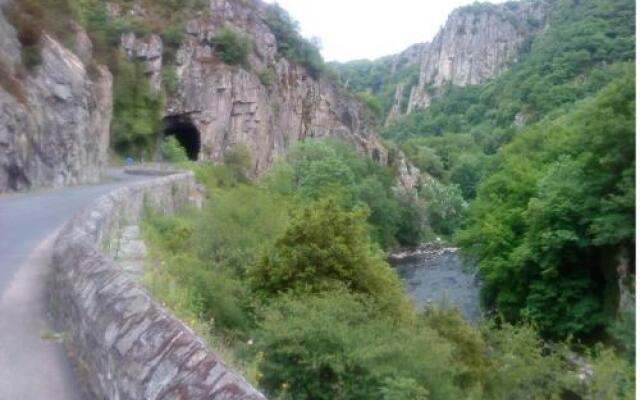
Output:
[{"xmin": 367, "ymin": 0, "xmax": 636, "ymax": 343}]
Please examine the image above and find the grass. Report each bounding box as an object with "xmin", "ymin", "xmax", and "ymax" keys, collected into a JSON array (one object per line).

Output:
[{"xmin": 140, "ymin": 210, "xmax": 256, "ymax": 383}]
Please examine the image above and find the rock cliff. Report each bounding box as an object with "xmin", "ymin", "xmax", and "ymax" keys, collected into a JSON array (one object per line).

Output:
[
  {"xmin": 117, "ymin": 0, "xmax": 387, "ymax": 175},
  {"xmin": 407, "ymin": 1, "xmax": 548, "ymax": 112},
  {"xmin": 0, "ymin": 2, "xmax": 112, "ymax": 192}
]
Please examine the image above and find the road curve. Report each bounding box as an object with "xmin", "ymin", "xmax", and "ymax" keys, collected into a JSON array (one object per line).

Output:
[{"xmin": 0, "ymin": 170, "xmax": 151, "ymax": 400}]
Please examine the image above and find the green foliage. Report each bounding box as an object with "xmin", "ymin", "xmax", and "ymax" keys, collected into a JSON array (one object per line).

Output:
[
  {"xmin": 143, "ymin": 211, "xmax": 253, "ymax": 336},
  {"xmin": 607, "ymin": 307, "xmax": 635, "ymax": 364},
  {"xmin": 282, "ymin": 139, "xmax": 420, "ymax": 249},
  {"xmin": 212, "ymin": 25, "xmax": 251, "ymax": 65},
  {"xmin": 449, "ymin": 153, "xmax": 488, "ymax": 199},
  {"xmin": 420, "ymin": 179, "xmax": 467, "ymax": 237},
  {"xmin": 381, "ymin": 0, "xmax": 635, "ymax": 204},
  {"xmin": 194, "ymin": 186, "xmax": 289, "ymax": 275},
  {"xmin": 145, "ymin": 146, "xmax": 633, "ymax": 400},
  {"xmin": 423, "ymin": 307, "xmax": 489, "ymax": 388},
  {"xmin": 249, "ymin": 198, "xmax": 408, "ymax": 313},
  {"xmin": 162, "ymin": 65, "xmax": 179, "ymax": 95},
  {"xmin": 264, "ymin": 3, "xmax": 324, "ymax": 77},
  {"xmin": 402, "ymin": 144, "xmax": 445, "ymax": 179},
  {"xmin": 355, "ymin": 91, "xmax": 384, "ymax": 123},
  {"xmin": 584, "ymin": 347, "xmax": 635, "ymax": 399},
  {"xmin": 223, "ymin": 143, "xmax": 253, "ymax": 182},
  {"xmin": 330, "ymin": 59, "xmax": 420, "ymax": 124},
  {"xmin": 258, "ymin": 69, "xmax": 275, "ymax": 88},
  {"xmin": 482, "ymin": 322, "xmax": 572, "ymax": 399},
  {"xmin": 457, "ymin": 69, "xmax": 635, "ymax": 339},
  {"xmin": 111, "ymin": 56, "xmax": 164, "ymax": 158},
  {"xmin": 160, "ymin": 136, "xmax": 189, "ymax": 163},
  {"xmin": 393, "ymin": 192, "xmax": 427, "ymax": 247},
  {"xmin": 251, "ymin": 291, "xmax": 459, "ymax": 400}
]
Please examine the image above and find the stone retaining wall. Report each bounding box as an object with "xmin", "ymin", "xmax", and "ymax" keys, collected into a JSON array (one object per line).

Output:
[{"xmin": 49, "ymin": 172, "xmax": 265, "ymax": 400}]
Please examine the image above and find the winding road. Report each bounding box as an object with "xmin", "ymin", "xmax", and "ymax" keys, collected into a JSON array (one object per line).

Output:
[{"xmin": 0, "ymin": 170, "xmax": 150, "ymax": 399}]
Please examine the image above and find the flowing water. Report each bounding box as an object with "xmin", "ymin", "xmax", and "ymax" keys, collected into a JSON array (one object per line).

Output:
[{"xmin": 391, "ymin": 245, "xmax": 482, "ymax": 322}]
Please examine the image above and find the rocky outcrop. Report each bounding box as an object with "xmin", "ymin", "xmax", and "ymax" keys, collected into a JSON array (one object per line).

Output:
[
  {"xmin": 0, "ymin": 7, "xmax": 111, "ymax": 192},
  {"xmin": 391, "ymin": 42, "xmax": 427, "ymax": 74},
  {"xmin": 121, "ymin": 32, "xmax": 164, "ymax": 92},
  {"xmin": 50, "ymin": 171, "xmax": 264, "ymax": 400},
  {"xmin": 119, "ymin": 0, "xmax": 387, "ymax": 175},
  {"xmin": 408, "ymin": 1, "xmax": 548, "ymax": 112}
]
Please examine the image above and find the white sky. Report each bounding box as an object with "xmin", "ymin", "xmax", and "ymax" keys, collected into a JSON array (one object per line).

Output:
[{"xmin": 267, "ymin": 0, "xmax": 503, "ymax": 62}]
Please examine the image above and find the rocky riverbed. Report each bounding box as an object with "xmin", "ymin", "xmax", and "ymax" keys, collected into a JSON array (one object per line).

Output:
[{"xmin": 390, "ymin": 244, "xmax": 482, "ymax": 322}]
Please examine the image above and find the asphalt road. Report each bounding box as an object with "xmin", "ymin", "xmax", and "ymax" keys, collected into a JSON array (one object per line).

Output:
[{"xmin": 0, "ymin": 170, "xmax": 150, "ymax": 399}]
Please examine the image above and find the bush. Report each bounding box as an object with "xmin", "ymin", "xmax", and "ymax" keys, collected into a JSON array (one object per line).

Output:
[
  {"xmin": 160, "ymin": 136, "xmax": 189, "ymax": 163},
  {"xmin": 162, "ymin": 65, "xmax": 179, "ymax": 95},
  {"xmin": 483, "ymin": 322, "xmax": 573, "ymax": 399},
  {"xmin": 194, "ymin": 186, "xmax": 289, "ymax": 274},
  {"xmin": 111, "ymin": 55, "xmax": 164, "ymax": 158},
  {"xmin": 249, "ymin": 198, "xmax": 408, "ymax": 314},
  {"xmin": 212, "ymin": 25, "xmax": 251, "ymax": 65},
  {"xmin": 143, "ymin": 212, "xmax": 252, "ymax": 336},
  {"xmin": 251, "ymin": 291, "xmax": 459, "ymax": 400},
  {"xmin": 258, "ymin": 69, "xmax": 275, "ymax": 88},
  {"xmin": 223, "ymin": 143, "xmax": 252, "ymax": 182}
]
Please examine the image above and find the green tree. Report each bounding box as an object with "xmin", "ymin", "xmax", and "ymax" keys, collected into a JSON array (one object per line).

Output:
[
  {"xmin": 251, "ymin": 291, "xmax": 459, "ymax": 400},
  {"xmin": 112, "ymin": 56, "xmax": 164, "ymax": 158},
  {"xmin": 457, "ymin": 69, "xmax": 635, "ymax": 339},
  {"xmin": 213, "ymin": 24, "xmax": 251, "ymax": 65},
  {"xmin": 248, "ymin": 198, "xmax": 408, "ymax": 313},
  {"xmin": 420, "ymin": 179, "xmax": 467, "ymax": 236}
]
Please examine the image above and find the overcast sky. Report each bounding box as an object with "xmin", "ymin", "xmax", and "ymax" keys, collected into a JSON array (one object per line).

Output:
[{"xmin": 266, "ymin": 0, "xmax": 503, "ymax": 62}]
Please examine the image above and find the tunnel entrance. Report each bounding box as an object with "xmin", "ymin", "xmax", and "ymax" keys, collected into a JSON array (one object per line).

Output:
[{"xmin": 163, "ymin": 115, "xmax": 201, "ymax": 161}]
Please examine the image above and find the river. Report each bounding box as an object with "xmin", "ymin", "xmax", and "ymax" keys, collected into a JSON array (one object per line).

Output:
[{"xmin": 391, "ymin": 245, "xmax": 482, "ymax": 322}]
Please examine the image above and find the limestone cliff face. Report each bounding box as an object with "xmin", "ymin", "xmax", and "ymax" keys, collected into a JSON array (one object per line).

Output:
[
  {"xmin": 0, "ymin": 5, "xmax": 112, "ymax": 192},
  {"xmin": 391, "ymin": 42, "xmax": 428, "ymax": 74},
  {"xmin": 408, "ymin": 1, "xmax": 548, "ymax": 112},
  {"xmin": 121, "ymin": 0, "xmax": 387, "ymax": 175}
]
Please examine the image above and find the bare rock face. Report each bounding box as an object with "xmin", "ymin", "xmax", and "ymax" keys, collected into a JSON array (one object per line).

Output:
[
  {"xmin": 0, "ymin": 10, "xmax": 112, "ymax": 192},
  {"xmin": 120, "ymin": 32, "xmax": 164, "ymax": 92},
  {"xmin": 408, "ymin": 1, "xmax": 548, "ymax": 112},
  {"xmin": 156, "ymin": 0, "xmax": 387, "ymax": 175},
  {"xmin": 391, "ymin": 42, "xmax": 428, "ymax": 74}
]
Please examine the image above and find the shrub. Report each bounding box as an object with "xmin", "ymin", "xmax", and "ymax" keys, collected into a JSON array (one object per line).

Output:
[
  {"xmin": 143, "ymin": 212, "xmax": 252, "ymax": 336},
  {"xmin": 248, "ymin": 198, "xmax": 408, "ymax": 314},
  {"xmin": 251, "ymin": 291, "xmax": 459, "ymax": 400},
  {"xmin": 111, "ymin": 55, "xmax": 164, "ymax": 158},
  {"xmin": 160, "ymin": 136, "xmax": 189, "ymax": 163},
  {"xmin": 483, "ymin": 322, "xmax": 573, "ymax": 399},
  {"xmin": 223, "ymin": 143, "xmax": 252, "ymax": 182},
  {"xmin": 162, "ymin": 65, "xmax": 179, "ymax": 95},
  {"xmin": 194, "ymin": 186, "xmax": 289, "ymax": 274},
  {"xmin": 258, "ymin": 69, "xmax": 275, "ymax": 88},
  {"xmin": 212, "ymin": 25, "xmax": 251, "ymax": 65}
]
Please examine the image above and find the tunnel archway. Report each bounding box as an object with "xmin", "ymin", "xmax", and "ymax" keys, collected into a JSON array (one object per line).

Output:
[{"xmin": 163, "ymin": 115, "xmax": 201, "ymax": 161}]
